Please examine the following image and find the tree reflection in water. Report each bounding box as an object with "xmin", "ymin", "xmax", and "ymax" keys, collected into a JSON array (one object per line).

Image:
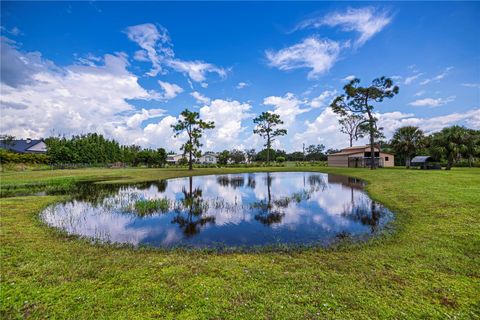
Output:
[
  {"xmin": 342, "ymin": 199, "xmax": 381, "ymax": 233},
  {"xmin": 216, "ymin": 175, "xmax": 245, "ymax": 189},
  {"xmin": 252, "ymin": 173, "xmax": 286, "ymax": 226},
  {"xmin": 247, "ymin": 174, "xmax": 256, "ymax": 189},
  {"xmin": 134, "ymin": 180, "xmax": 168, "ymax": 193},
  {"xmin": 171, "ymin": 176, "xmax": 215, "ymax": 237},
  {"xmin": 68, "ymin": 180, "xmax": 169, "ymax": 206},
  {"xmin": 307, "ymin": 174, "xmax": 327, "ymax": 192}
]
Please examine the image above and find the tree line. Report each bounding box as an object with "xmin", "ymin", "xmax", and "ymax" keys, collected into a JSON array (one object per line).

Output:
[
  {"xmin": 385, "ymin": 125, "xmax": 480, "ymax": 169},
  {"xmin": 213, "ymin": 144, "xmax": 333, "ymax": 165},
  {"xmin": 45, "ymin": 133, "xmax": 167, "ymax": 166}
]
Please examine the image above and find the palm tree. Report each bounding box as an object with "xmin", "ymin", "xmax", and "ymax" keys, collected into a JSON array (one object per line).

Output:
[
  {"xmin": 390, "ymin": 126, "xmax": 425, "ymax": 168},
  {"xmin": 463, "ymin": 129, "xmax": 480, "ymax": 167},
  {"xmin": 430, "ymin": 125, "xmax": 469, "ymax": 170}
]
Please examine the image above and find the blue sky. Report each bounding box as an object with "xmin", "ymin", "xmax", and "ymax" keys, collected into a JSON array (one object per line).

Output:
[{"xmin": 1, "ymin": 1, "xmax": 479, "ymax": 152}]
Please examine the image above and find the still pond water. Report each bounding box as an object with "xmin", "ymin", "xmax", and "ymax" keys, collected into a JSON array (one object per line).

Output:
[{"xmin": 41, "ymin": 172, "xmax": 394, "ymax": 249}]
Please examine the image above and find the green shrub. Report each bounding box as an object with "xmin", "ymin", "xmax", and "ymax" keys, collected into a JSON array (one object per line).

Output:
[
  {"xmin": 276, "ymin": 156, "xmax": 285, "ymax": 163},
  {"xmin": 294, "ymin": 161, "xmax": 327, "ymax": 167},
  {"xmin": 452, "ymin": 159, "xmax": 480, "ymax": 167},
  {"xmin": 0, "ymin": 149, "xmax": 50, "ymax": 164},
  {"xmin": 177, "ymin": 157, "xmax": 189, "ymax": 166}
]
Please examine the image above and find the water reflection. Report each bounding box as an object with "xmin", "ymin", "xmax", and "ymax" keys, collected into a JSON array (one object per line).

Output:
[
  {"xmin": 252, "ymin": 173, "xmax": 285, "ymax": 226},
  {"xmin": 216, "ymin": 175, "xmax": 245, "ymax": 189},
  {"xmin": 41, "ymin": 172, "xmax": 394, "ymax": 248},
  {"xmin": 172, "ymin": 176, "xmax": 215, "ymax": 237}
]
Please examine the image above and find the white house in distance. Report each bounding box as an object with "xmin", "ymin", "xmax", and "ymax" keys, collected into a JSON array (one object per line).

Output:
[
  {"xmin": 327, "ymin": 145, "xmax": 394, "ymax": 168},
  {"xmin": 166, "ymin": 154, "xmax": 185, "ymax": 164},
  {"xmin": 197, "ymin": 152, "xmax": 218, "ymax": 164}
]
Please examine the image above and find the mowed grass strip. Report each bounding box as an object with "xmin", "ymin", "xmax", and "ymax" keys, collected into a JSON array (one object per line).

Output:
[{"xmin": 1, "ymin": 167, "xmax": 479, "ymax": 319}]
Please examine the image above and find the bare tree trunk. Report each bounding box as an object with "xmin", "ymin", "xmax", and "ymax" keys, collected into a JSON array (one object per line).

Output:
[
  {"xmin": 349, "ymin": 135, "xmax": 353, "ymax": 147},
  {"xmin": 266, "ymin": 135, "xmax": 270, "ymax": 165},
  {"xmin": 367, "ymin": 121, "xmax": 375, "ymax": 170},
  {"xmin": 267, "ymin": 173, "xmax": 271, "ymax": 206},
  {"xmin": 369, "ymin": 132, "xmax": 375, "ymax": 170},
  {"xmin": 406, "ymin": 153, "xmax": 411, "ymax": 168},
  {"xmin": 189, "ymin": 150, "xmax": 193, "ymax": 170},
  {"xmin": 366, "ymin": 109, "xmax": 375, "ymax": 170},
  {"xmin": 446, "ymin": 158, "xmax": 453, "ymax": 170},
  {"xmin": 188, "ymin": 135, "xmax": 193, "ymax": 171}
]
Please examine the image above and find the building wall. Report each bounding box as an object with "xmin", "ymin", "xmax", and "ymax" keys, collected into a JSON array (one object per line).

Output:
[
  {"xmin": 381, "ymin": 153, "xmax": 395, "ymax": 167},
  {"xmin": 199, "ymin": 156, "xmax": 217, "ymax": 164},
  {"xmin": 348, "ymin": 152, "xmax": 365, "ymax": 158},
  {"xmin": 327, "ymin": 155, "xmax": 348, "ymax": 167},
  {"xmin": 347, "ymin": 152, "xmax": 367, "ymax": 168},
  {"xmin": 166, "ymin": 155, "xmax": 185, "ymax": 163}
]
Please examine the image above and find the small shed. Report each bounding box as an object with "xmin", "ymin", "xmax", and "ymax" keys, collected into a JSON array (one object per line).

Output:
[{"xmin": 410, "ymin": 156, "xmax": 441, "ymax": 169}]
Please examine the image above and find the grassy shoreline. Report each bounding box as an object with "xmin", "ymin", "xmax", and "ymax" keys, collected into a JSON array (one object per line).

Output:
[{"xmin": 1, "ymin": 167, "xmax": 479, "ymax": 319}]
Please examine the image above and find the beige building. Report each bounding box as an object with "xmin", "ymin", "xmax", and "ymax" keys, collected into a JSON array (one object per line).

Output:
[
  {"xmin": 327, "ymin": 145, "xmax": 394, "ymax": 168},
  {"xmin": 166, "ymin": 154, "xmax": 185, "ymax": 164}
]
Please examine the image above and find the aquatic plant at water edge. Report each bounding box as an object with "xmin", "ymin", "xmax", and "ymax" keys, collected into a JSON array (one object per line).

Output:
[{"xmin": 133, "ymin": 198, "xmax": 171, "ymax": 216}]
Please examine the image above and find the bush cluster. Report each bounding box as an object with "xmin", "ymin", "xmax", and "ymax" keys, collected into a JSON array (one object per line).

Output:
[{"xmin": 0, "ymin": 149, "xmax": 49, "ymax": 164}]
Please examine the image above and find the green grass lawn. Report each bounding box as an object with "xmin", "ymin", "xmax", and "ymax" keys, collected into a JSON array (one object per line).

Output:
[{"xmin": 1, "ymin": 167, "xmax": 479, "ymax": 319}]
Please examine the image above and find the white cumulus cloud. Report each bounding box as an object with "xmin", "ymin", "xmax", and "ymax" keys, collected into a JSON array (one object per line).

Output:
[
  {"xmin": 124, "ymin": 23, "xmax": 173, "ymax": 76},
  {"xmin": 310, "ymin": 90, "xmax": 337, "ymax": 108},
  {"xmin": 296, "ymin": 7, "xmax": 392, "ymax": 47},
  {"xmin": 167, "ymin": 59, "xmax": 226, "ymax": 83},
  {"xmin": 0, "ymin": 36, "xmax": 190, "ymax": 150},
  {"xmin": 236, "ymin": 82, "xmax": 249, "ymax": 89},
  {"xmin": 409, "ymin": 96, "xmax": 456, "ymax": 107},
  {"xmin": 125, "ymin": 23, "xmax": 226, "ymax": 83},
  {"xmin": 200, "ymin": 99, "xmax": 252, "ymax": 150},
  {"xmin": 263, "ymin": 93, "xmax": 309, "ymax": 126},
  {"xmin": 190, "ymin": 91, "xmax": 211, "ymax": 105},
  {"xmin": 158, "ymin": 80, "xmax": 183, "ymax": 99},
  {"xmin": 266, "ymin": 37, "xmax": 342, "ymax": 79},
  {"xmin": 0, "ymin": 37, "xmax": 163, "ymax": 140}
]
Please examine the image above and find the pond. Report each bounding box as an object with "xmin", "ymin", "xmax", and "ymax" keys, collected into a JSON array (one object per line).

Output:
[{"xmin": 41, "ymin": 172, "xmax": 394, "ymax": 249}]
